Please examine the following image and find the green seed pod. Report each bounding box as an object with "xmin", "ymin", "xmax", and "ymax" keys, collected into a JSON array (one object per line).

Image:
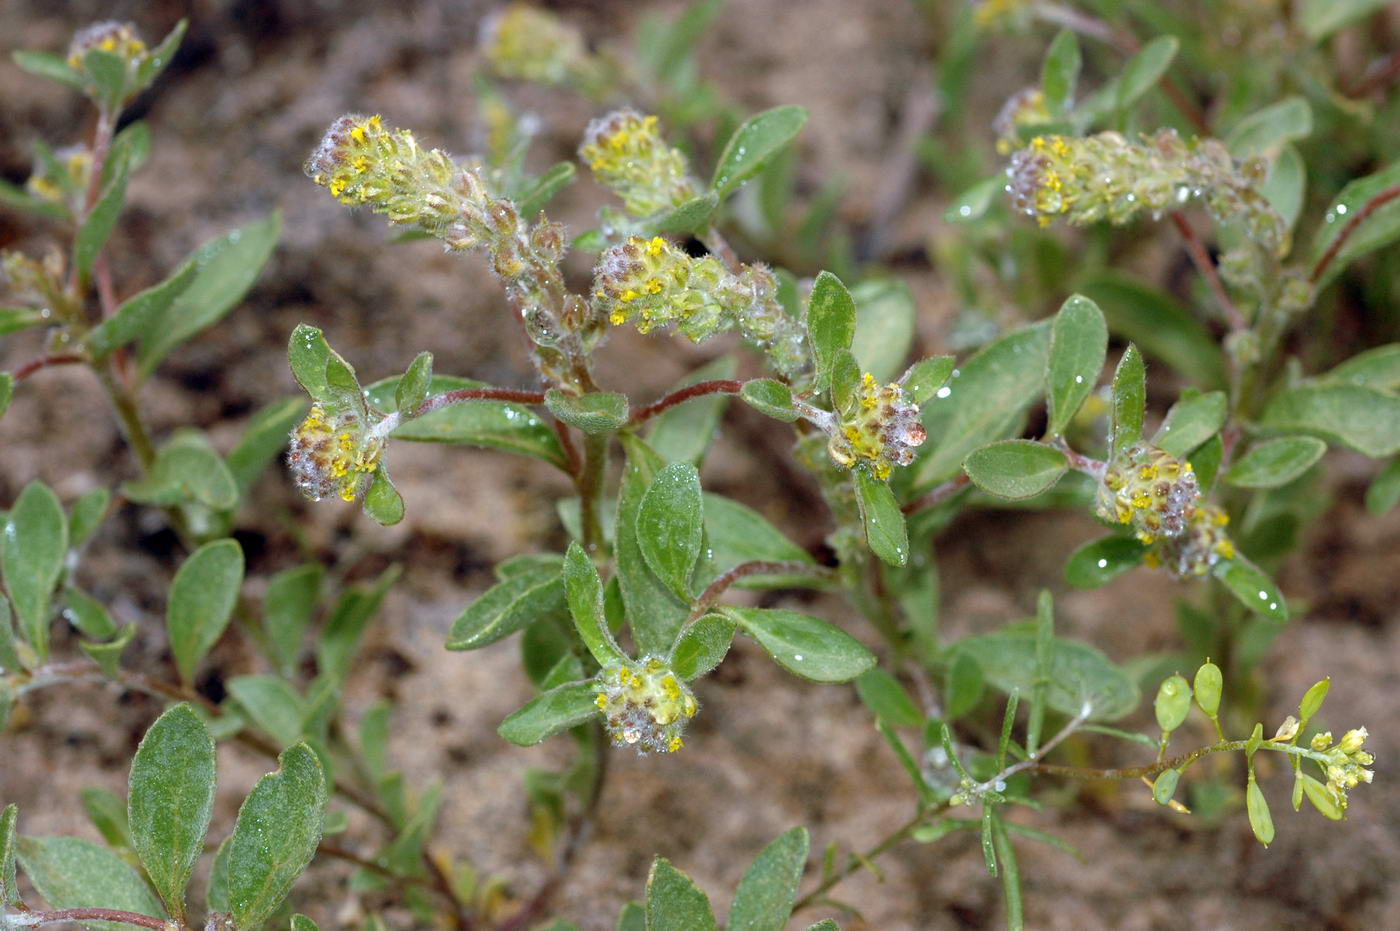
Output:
[
  {"xmin": 1154, "ymin": 674, "xmax": 1192, "ymax": 732},
  {"xmin": 1152, "ymin": 769, "xmax": 1180, "ymax": 806},
  {"xmin": 1300, "ymin": 773, "xmax": 1344, "ymax": 821},
  {"xmin": 1246, "ymin": 774, "xmax": 1274, "ymax": 846},
  {"xmin": 1298, "ymin": 677, "xmax": 1330, "ymax": 724},
  {"xmin": 1291, "ymin": 773, "xmax": 1304, "ymax": 812},
  {"xmin": 1193, "ymin": 660, "xmax": 1223, "ymax": 717}
]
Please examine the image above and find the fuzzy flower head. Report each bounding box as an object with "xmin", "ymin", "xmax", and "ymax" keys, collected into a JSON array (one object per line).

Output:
[
  {"xmin": 592, "ymin": 236, "xmax": 807, "ymax": 375},
  {"xmin": 1006, "ymin": 130, "xmax": 1286, "ymax": 252},
  {"xmin": 1096, "ymin": 442, "xmax": 1200, "ymax": 545},
  {"xmin": 1143, "ymin": 503, "xmax": 1235, "ymax": 577},
  {"xmin": 1310, "ymin": 728, "xmax": 1375, "ymax": 811},
  {"xmin": 24, "ymin": 146, "xmax": 91, "ymax": 217},
  {"xmin": 67, "ymin": 21, "xmax": 147, "ymax": 71},
  {"xmin": 993, "ymin": 88, "xmax": 1051, "ymax": 155},
  {"xmin": 594, "ymin": 657, "xmax": 698, "ymax": 754},
  {"xmin": 827, "ymin": 374, "xmax": 926, "ymax": 481},
  {"xmin": 479, "ymin": 3, "xmax": 589, "ymax": 86},
  {"xmin": 287, "ymin": 403, "xmax": 385, "ymax": 503},
  {"xmin": 579, "ymin": 110, "xmax": 697, "ymax": 217}
]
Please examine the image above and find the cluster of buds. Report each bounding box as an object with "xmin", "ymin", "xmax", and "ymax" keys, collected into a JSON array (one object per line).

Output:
[
  {"xmin": 1311, "ymin": 727, "xmax": 1375, "ymax": 812},
  {"xmin": 993, "ymin": 88, "xmax": 1051, "ymax": 155},
  {"xmin": 593, "ymin": 657, "xmax": 698, "ymax": 754},
  {"xmin": 972, "ymin": 0, "xmax": 1036, "ymax": 30},
  {"xmin": 287, "ymin": 403, "xmax": 386, "ymax": 503},
  {"xmin": 827, "ymin": 374, "xmax": 927, "ymax": 481},
  {"xmin": 478, "ymin": 4, "xmax": 600, "ymax": 89},
  {"xmin": 1143, "ymin": 503, "xmax": 1236, "ymax": 577},
  {"xmin": 592, "ymin": 236, "xmax": 807, "ymax": 375},
  {"xmin": 67, "ymin": 20, "xmax": 147, "ymax": 71},
  {"xmin": 24, "ymin": 146, "xmax": 91, "ymax": 218},
  {"xmin": 2, "ymin": 249, "xmax": 67, "ymax": 314},
  {"xmin": 579, "ymin": 110, "xmax": 698, "ymax": 218},
  {"xmin": 1096, "ymin": 442, "xmax": 1200, "ymax": 545},
  {"xmin": 1006, "ymin": 130, "xmax": 1287, "ymax": 253}
]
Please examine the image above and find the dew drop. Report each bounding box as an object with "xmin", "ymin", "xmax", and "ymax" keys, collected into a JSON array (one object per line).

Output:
[
  {"xmin": 1074, "ymin": 375, "xmax": 1084, "ymax": 384},
  {"xmin": 1257, "ymin": 590, "xmax": 1268, "ymax": 600},
  {"xmin": 994, "ymin": 780, "xmax": 1007, "ymax": 792},
  {"xmin": 793, "ymin": 654, "xmax": 803, "ymax": 661},
  {"xmin": 1096, "ymin": 558, "xmax": 1108, "ymax": 569},
  {"xmin": 935, "ymin": 386, "xmax": 952, "ymax": 399},
  {"xmin": 1269, "ymin": 602, "xmax": 1278, "ymax": 611},
  {"xmin": 959, "ymin": 205, "xmax": 972, "ymax": 217},
  {"xmin": 1335, "ymin": 203, "xmax": 1348, "ymax": 216}
]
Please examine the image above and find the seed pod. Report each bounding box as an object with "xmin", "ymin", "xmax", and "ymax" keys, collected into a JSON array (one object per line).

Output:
[
  {"xmin": 1152, "ymin": 769, "xmax": 1180, "ymax": 806},
  {"xmin": 1246, "ymin": 774, "xmax": 1274, "ymax": 846},
  {"xmin": 1193, "ymin": 661, "xmax": 1223, "ymax": 717},
  {"xmin": 1300, "ymin": 774, "xmax": 1344, "ymax": 821},
  {"xmin": 1154, "ymin": 674, "xmax": 1192, "ymax": 732}
]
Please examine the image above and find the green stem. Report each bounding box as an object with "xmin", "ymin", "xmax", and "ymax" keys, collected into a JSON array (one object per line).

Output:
[
  {"xmin": 94, "ymin": 361, "xmax": 156, "ymax": 471},
  {"xmin": 579, "ymin": 431, "xmax": 609, "ymax": 557}
]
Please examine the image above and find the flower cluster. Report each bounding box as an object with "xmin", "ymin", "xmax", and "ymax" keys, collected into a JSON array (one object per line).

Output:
[
  {"xmin": 1311, "ymin": 727, "xmax": 1375, "ymax": 812},
  {"xmin": 478, "ymin": 3, "xmax": 594, "ymax": 88},
  {"xmin": 1006, "ymin": 130, "xmax": 1286, "ymax": 253},
  {"xmin": 67, "ymin": 20, "xmax": 147, "ymax": 70},
  {"xmin": 972, "ymin": 0, "xmax": 1035, "ymax": 30},
  {"xmin": 1143, "ymin": 503, "xmax": 1235, "ymax": 577},
  {"xmin": 24, "ymin": 146, "xmax": 91, "ymax": 217},
  {"xmin": 592, "ymin": 236, "xmax": 806, "ymax": 375},
  {"xmin": 2, "ymin": 249, "xmax": 66, "ymax": 313},
  {"xmin": 593, "ymin": 657, "xmax": 698, "ymax": 754},
  {"xmin": 1096, "ymin": 442, "xmax": 1200, "ymax": 545},
  {"xmin": 993, "ymin": 88, "xmax": 1050, "ymax": 155},
  {"xmin": 827, "ymin": 374, "xmax": 927, "ymax": 481},
  {"xmin": 579, "ymin": 110, "xmax": 698, "ymax": 218},
  {"xmin": 287, "ymin": 403, "xmax": 385, "ymax": 503}
]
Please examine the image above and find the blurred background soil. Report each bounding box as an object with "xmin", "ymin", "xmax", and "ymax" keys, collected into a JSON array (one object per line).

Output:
[{"xmin": 2, "ymin": 1, "xmax": 1398, "ymax": 929}]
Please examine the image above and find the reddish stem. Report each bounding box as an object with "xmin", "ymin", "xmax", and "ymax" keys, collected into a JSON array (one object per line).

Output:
[
  {"xmin": 687, "ymin": 560, "xmax": 834, "ymax": 622},
  {"xmin": 1310, "ymin": 184, "xmax": 1400, "ymax": 285},
  {"xmin": 13, "ymin": 353, "xmax": 85, "ymax": 381},
  {"xmin": 901, "ymin": 472, "xmax": 970, "ymax": 515},
  {"xmin": 1170, "ymin": 211, "xmax": 1245, "ymax": 331},
  {"xmin": 411, "ymin": 386, "xmax": 547, "ymax": 418},
  {"xmin": 1343, "ymin": 47, "xmax": 1400, "ymax": 98},
  {"xmin": 14, "ymin": 908, "xmax": 168, "ymax": 929},
  {"xmin": 552, "ymin": 417, "xmax": 582, "ymax": 477},
  {"xmin": 628, "ymin": 379, "xmax": 742, "ymax": 426}
]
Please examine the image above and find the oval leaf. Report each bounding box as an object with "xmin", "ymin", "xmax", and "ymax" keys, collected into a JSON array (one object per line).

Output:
[
  {"xmin": 854, "ymin": 469, "xmax": 908, "ymax": 567},
  {"xmin": 1064, "ymin": 536, "xmax": 1147, "ymax": 588},
  {"xmin": 1110, "ymin": 344, "xmax": 1146, "ymax": 458},
  {"xmin": 670, "ymin": 613, "xmax": 737, "ymax": 681},
  {"xmin": 1046, "ymin": 294, "xmax": 1107, "ymax": 437},
  {"xmin": 1311, "ymin": 156, "xmax": 1400, "ymax": 290},
  {"xmin": 545, "ymin": 389, "xmax": 629, "ymax": 434},
  {"xmin": 16, "ymin": 836, "xmax": 164, "ymax": 927},
  {"xmin": 1260, "ymin": 385, "xmax": 1400, "ymax": 458},
  {"xmin": 2, "ymin": 481, "xmax": 67, "ymax": 662},
  {"xmin": 167, "ymin": 539, "xmax": 244, "ymax": 684},
  {"xmin": 1225, "ymin": 436, "xmax": 1327, "ymax": 488},
  {"xmin": 740, "ymin": 378, "xmax": 799, "ymax": 422},
  {"xmin": 447, "ymin": 568, "xmax": 567, "ymax": 651},
  {"xmin": 850, "ymin": 279, "xmax": 916, "ymax": 383},
  {"xmin": 1153, "ymin": 390, "xmax": 1227, "ymax": 458},
  {"xmin": 724, "ymin": 606, "xmax": 875, "ymax": 683},
  {"xmin": 963, "ymin": 441, "xmax": 1068, "ymax": 500},
  {"xmin": 637, "ymin": 462, "xmax": 704, "ymax": 599},
  {"xmin": 228, "ymin": 744, "xmax": 328, "ymax": 930},
  {"xmin": 563, "ymin": 542, "xmax": 627, "ymax": 667},
  {"xmin": 727, "ymin": 827, "xmax": 809, "ymax": 931},
  {"xmin": 646, "ymin": 857, "xmax": 717, "ymax": 931},
  {"xmin": 1213, "ymin": 555, "xmax": 1287, "ymax": 621},
  {"xmin": 711, "ymin": 105, "xmax": 808, "ymax": 196},
  {"xmin": 702, "ymin": 493, "xmax": 820, "ymax": 589},
  {"xmin": 497, "ymin": 680, "xmax": 598, "ymax": 746},
  {"xmin": 805, "ymin": 271, "xmax": 856, "ymax": 393},
  {"xmin": 128, "ymin": 704, "xmax": 216, "ymax": 922}
]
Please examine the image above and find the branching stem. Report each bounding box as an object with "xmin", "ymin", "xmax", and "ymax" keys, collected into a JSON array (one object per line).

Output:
[
  {"xmin": 686, "ymin": 560, "xmax": 836, "ymax": 623},
  {"xmin": 628, "ymin": 379, "xmax": 742, "ymax": 426},
  {"xmin": 1310, "ymin": 183, "xmax": 1400, "ymax": 286},
  {"xmin": 5, "ymin": 908, "xmax": 169, "ymax": 929},
  {"xmin": 1170, "ymin": 211, "xmax": 1246, "ymax": 331}
]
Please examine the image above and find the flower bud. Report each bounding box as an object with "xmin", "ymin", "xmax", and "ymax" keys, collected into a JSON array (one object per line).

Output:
[{"xmin": 593, "ymin": 657, "xmax": 698, "ymax": 754}]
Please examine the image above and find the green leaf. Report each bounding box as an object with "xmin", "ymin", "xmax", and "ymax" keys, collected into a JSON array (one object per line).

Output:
[
  {"xmin": 227, "ymin": 398, "xmax": 307, "ymax": 500},
  {"xmin": 1213, "ymin": 555, "xmax": 1287, "ymax": 620},
  {"xmin": 73, "ymin": 152, "xmax": 129, "ymax": 283},
  {"xmin": 68, "ymin": 488, "xmax": 112, "ymax": 547},
  {"xmin": 728, "ymin": 826, "xmax": 809, "ymax": 931},
  {"xmin": 646, "ymin": 858, "xmax": 717, "ymax": 931},
  {"xmin": 446, "ymin": 567, "xmax": 566, "ymax": 651},
  {"xmin": 1064, "ymin": 536, "xmax": 1147, "ymax": 588},
  {"xmin": 723, "ymin": 606, "xmax": 876, "ymax": 683},
  {"xmin": 263, "ymin": 564, "xmax": 321, "ymax": 676},
  {"xmin": 16, "ymin": 836, "xmax": 164, "ymax": 929},
  {"xmin": 2, "ymin": 481, "xmax": 68, "ymax": 662},
  {"xmin": 711, "ymin": 105, "xmax": 808, "ymax": 197},
  {"xmin": 497, "ymin": 680, "xmax": 598, "ymax": 746},
  {"xmin": 854, "ymin": 469, "xmax": 908, "ymax": 567},
  {"xmin": 85, "ymin": 260, "xmax": 198, "ymax": 359},
  {"xmin": 1301, "ymin": 0, "xmax": 1392, "ymax": 41},
  {"xmin": 948, "ymin": 631, "xmax": 1139, "ymax": 721},
  {"xmin": 12, "ymin": 50, "xmax": 87, "ymax": 92},
  {"xmin": 122, "ymin": 431, "xmax": 239, "ymax": 511},
  {"xmin": 1225, "ymin": 436, "xmax": 1327, "ymax": 488},
  {"xmin": 290, "ymin": 916, "xmax": 320, "ymax": 931},
  {"xmin": 1263, "ymin": 144, "xmax": 1306, "ymax": 229},
  {"xmin": 1153, "ymin": 391, "xmax": 1227, "ymax": 458},
  {"xmin": 917, "ymin": 321, "xmax": 1052, "ymax": 487},
  {"xmin": 167, "ymin": 539, "xmax": 244, "ymax": 684},
  {"xmin": 647, "ymin": 192, "xmax": 720, "ymax": 235},
  {"xmin": 1110, "ymin": 345, "xmax": 1146, "ymax": 458},
  {"xmin": 647, "ymin": 355, "xmax": 738, "ymax": 464},
  {"xmin": 315, "ymin": 565, "xmax": 398, "ymax": 682},
  {"xmin": 1365, "ymin": 457, "xmax": 1400, "ymax": 515},
  {"xmin": 946, "ymin": 177, "xmax": 1002, "ymax": 223},
  {"xmin": 137, "ymin": 212, "xmax": 281, "ymax": 377},
  {"xmin": 900, "ymin": 356, "xmax": 956, "ymax": 406},
  {"xmin": 1225, "ymin": 97, "xmax": 1312, "ymax": 160},
  {"xmin": 740, "ymin": 378, "xmax": 800, "ymax": 422},
  {"xmin": 0, "ymin": 595, "xmax": 21, "ymax": 673},
  {"xmin": 64, "ymin": 587, "xmax": 117, "ymax": 640},
  {"xmin": 1311, "ymin": 157, "xmax": 1400, "ymax": 290},
  {"xmin": 288, "ymin": 324, "xmax": 333, "ymax": 403},
  {"xmin": 644, "ymin": 0, "xmax": 723, "ymax": 80},
  {"xmin": 616, "ymin": 438, "xmax": 688, "ymax": 655},
  {"xmin": 830, "ymin": 349, "xmax": 862, "ymax": 417},
  {"xmin": 1259, "ymin": 385, "xmax": 1400, "ymax": 457},
  {"xmin": 1076, "ymin": 273, "xmax": 1226, "ymax": 389},
  {"xmin": 990, "ymin": 814, "xmax": 1023, "ymax": 931},
  {"xmin": 670, "ymin": 613, "xmax": 736, "ymax": 681},
  {"xmin": 617, "ymin": 901, "xmax": 646, "ymax": 931},
  {"xmin": 228, "ymin": 743, "xmax": 328, "ymax": 930},
  {"xmin": 83, "ymin": 48, "xmax": 129, "ymax": 110},
  {"xmin": 365, "ymin": 375, "xmax": 565, "ymax": 469},
  {"xmin": 805, "ymin": 271, "xmax": 857, "ymax": 393},
  {"xmin": 206, "ymin": 837, "xmax": 231, "ymax": 915},
  {"xmin": 850, "ymin": 279, "xmax": 916, "ymax": 383},
  {"xmin": 1246, "ymin": 775, "xmax": 1275, "ymax": 846},
  {"xmin": 228, "ymin": 676, "xmax": 307, "ymax": 747},
  {"xmin": 545, "ymin": 389, "xmax": 629, "ymax": 434},
  {"xmin": 855, "ymin": 667, "xmax": 922, "ymax": 728},
  {"xmin": 945, "ymin": 649, "xmax": 985, "ymax": 720},
  {"xmin": 515, "ymin": 162, "xmax": 576, "ymax": 218},
  {"xmin": 702, "ymin": 493, "xmax": 820, "ymax": 589},
  {"xmin": 1, "ymin": 804, "xmax": 17, "ymax": 908},
  {"xmin": 1117, "ymin": 36, "xmax": 1179, "ymax": 112},
  {"xmin": 1040, "ymin": 30, "xmax": 1081, "ymax": 118},
  {"xmin": 79, "ymin": 624, "xmax": 136, "ymax": 679},
  {"xmin": 395, "ymin": 352, "xmax": 433, "ymax": 416},
  {"xmin": 362, "ymin": 467, "xmax": 405, "ymax": 526},
  {"xmin": 1045, "ymin": 294, "xmax": 1107, "ymax": 437},
  {"xmin": 128, "ymin": 704, "xmax": 216, "ymax": 922},
  {"xmin": 1190, "ymin": 433, "xmax": 1225, "ymax": 492},
  {"xmin": 963, "ymin": 441, "xmax": 1068, "ymax": 500},
  {"xmin": 132, "ymin": 20, "xmax": 186, "ymax": 95},
  {"xmin": 637, "ymin": 462, "xmax": 705, "ymax": 599},
  {"xmin": 1319, "ymin": 342, "xmax": 1400, "ymax": 392},
  {"xmin": 563, "ymin": 542, "xmax": 627, "ymax": 667}
]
